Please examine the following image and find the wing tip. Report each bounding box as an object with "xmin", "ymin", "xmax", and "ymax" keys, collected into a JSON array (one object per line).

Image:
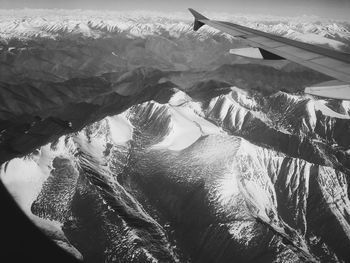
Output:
[
  {"xmin": 188, "ymin": 8, "xmax": 208, "ymax": 31},
  {"xmin": 188, "ymin": 8, "xmax": 208, "ymax": 20}
]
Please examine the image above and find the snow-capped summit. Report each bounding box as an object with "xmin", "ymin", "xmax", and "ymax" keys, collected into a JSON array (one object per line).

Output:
[{"xmin": 0, "ymin": 9, "xmax": 349, "ymax": 51}]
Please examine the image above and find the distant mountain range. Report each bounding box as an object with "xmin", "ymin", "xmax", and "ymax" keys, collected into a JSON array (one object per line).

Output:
[{"xmin": 1, "ymin": 9, "xmax": 350, "ymax": 51}]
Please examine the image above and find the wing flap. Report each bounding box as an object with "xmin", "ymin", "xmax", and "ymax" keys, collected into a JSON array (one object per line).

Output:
[
  {"xmin": 274, "ymin": 46, "xmax": 323, "ymax": 60},
  {"xmin": 245, "ymin": 36, "xmax": 286, "ymax": 48},
  {"xmin": 305, "ymin": 80, "xmax": 350, "ymax": 100},
  {"xmin": 229, "ymin": 47, "xmax": 284, "ymax": 60}
]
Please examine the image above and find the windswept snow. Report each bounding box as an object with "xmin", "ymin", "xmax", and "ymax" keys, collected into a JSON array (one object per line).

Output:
[
  {"xmin": 152, "ymin": 91, "xmax": 223, "ymax": 151},
  {"xmin": 153, "ymin": 105, "xmax": 220, "ymax": 151},
  {"xmin": 107, "ymin": 113, "xmax": 134, "ymax": 146}
]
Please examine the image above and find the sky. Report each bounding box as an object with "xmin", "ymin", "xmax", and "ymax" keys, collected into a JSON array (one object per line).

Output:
[{"xmin": 1, "ymin": 0, "xmax": 350, "ymax": 20}]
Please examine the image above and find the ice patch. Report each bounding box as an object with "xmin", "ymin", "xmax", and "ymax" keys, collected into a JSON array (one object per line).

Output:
[
  {"xmin": 1, "ymin": 158, "xmax": 48, "ymax": 213},
  {"xmin": 107, "ymin": 113, "xmax": 134, "ymax": 146},
  {"xmin": 153, "ymin": 103, "xmax": 222, "ymax": 151},
  {"xmin": 168, "ymin": 90, "xmax": 191, "ymax": 106},
  {"xmin": 75, "ymin": 130, "xmax": 106, "ymax": 161},
  {"xmin": 215, "ymin": 172, "xmax": 240, "ymax": 206},
  {"xmin": 153, "ymin": 107, "xmax": 201, "ymax": 151},
  {"xmin": 0, "ymin": 153, "xmax": 63, "ymax": 231}
]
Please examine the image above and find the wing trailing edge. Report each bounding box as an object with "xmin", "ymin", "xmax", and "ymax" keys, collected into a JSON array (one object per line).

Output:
[{"xmin": 229, "ymin": 47, "xmax": 285, "ymax": 60}]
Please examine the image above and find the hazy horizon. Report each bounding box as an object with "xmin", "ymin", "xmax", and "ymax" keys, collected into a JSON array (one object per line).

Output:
[{"xmin": 1, "ymin": 0, "xmax": 350, "ymax": 20}]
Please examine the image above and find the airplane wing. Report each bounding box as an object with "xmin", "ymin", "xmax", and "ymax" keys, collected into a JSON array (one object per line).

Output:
[{"xmin": 188, "ymin": 8, "xmax": 350, "ymax": 100}]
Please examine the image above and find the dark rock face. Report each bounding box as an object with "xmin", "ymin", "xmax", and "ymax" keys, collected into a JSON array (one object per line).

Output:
[{"xmin": 1, "ymin": 12, "xmax": 350, "ymax": 263}]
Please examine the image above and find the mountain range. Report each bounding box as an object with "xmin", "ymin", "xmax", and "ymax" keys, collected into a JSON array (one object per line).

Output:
[{"xmin": 0, "ymin": 9, "xmax": 350, "ymax": 263}]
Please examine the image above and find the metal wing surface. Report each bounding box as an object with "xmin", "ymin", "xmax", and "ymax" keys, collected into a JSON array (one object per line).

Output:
[{"xmin": 189, "ymin": 8, "xmax": 350, "ymax": 100}]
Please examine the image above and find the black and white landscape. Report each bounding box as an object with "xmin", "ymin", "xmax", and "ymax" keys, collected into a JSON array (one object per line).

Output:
[{"xmin": 1, "ymin": 9, "xmax": 350, "ymax": 263}]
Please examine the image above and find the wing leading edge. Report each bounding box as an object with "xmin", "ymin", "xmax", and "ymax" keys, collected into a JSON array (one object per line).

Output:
[{"xmin": 188, "ymin": 8, "xmax": 350, "ymax": 100}]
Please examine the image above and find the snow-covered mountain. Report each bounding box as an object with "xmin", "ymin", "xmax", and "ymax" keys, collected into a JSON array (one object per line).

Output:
[{"xmin": 2, "ymin": 84, "xmax": 350, "ymax": 262}]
